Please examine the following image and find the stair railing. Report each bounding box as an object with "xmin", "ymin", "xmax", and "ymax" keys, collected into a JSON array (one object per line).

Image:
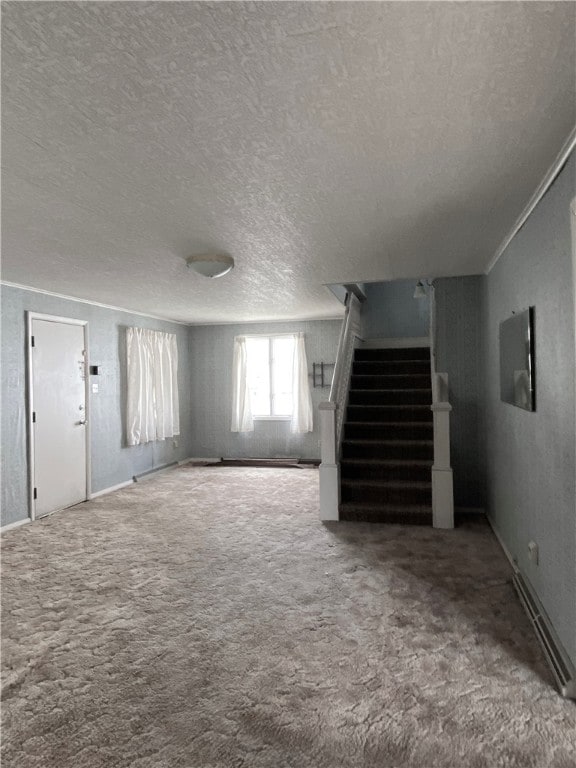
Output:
[
  {"xmin": 429, "ymin": 282, "xmax": 454, "ymax": 528},
  {"xmin": 319, "ymin": 293, "xmax": 362, "ymax": 520}
]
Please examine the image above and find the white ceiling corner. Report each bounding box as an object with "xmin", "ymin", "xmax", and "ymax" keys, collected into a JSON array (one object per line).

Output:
[{"xmin": 1, "ymin": 1, "xmax": 575, "ymax": 323}]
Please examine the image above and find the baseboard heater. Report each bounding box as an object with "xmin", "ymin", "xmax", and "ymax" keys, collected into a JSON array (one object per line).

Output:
[
  {"xmin": 209, "ymin": 457, "xmax": 313, "ymax": 468},
  {"xmin": 512, "ymin": 571, "xmax": 576, "ymax": 699}
]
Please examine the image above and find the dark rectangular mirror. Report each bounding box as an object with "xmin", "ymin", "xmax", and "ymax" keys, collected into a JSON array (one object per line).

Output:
[{"xmin": 499, "ymin": 307, "xmax": 535, "ymax": 411}]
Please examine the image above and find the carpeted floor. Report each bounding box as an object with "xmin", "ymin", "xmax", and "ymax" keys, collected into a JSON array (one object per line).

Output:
[{"xmin": 2, "ymin": 467, "xmax": 575, "ymax": 768}]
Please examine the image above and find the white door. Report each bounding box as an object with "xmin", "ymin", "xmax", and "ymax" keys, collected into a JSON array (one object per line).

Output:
[{"xmin": 31, "ymin": 317, "xmax": 88, "ymax": 518}]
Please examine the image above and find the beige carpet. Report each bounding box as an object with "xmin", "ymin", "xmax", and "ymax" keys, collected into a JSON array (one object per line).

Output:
[{"xmin": 2, "ymin": 466, "xmax": 575, "ymax": 768}]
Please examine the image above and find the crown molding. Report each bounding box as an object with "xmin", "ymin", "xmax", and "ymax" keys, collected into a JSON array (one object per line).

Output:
[
  {"xmin": 485, "ymin": 126, "xmax": 576, "ymax": 274},
  {"xmin": 1, "ymin": 281, "xmax": 344, "ymax": 327},
  {"xmin": 0, "ymin": 281, "xmax": 192, "ymax": 325}
]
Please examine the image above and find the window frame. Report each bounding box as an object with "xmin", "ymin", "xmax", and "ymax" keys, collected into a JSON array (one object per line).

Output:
[{"xmin": 244, "ymin": 333, "xmax": 295, "ymax": 421}]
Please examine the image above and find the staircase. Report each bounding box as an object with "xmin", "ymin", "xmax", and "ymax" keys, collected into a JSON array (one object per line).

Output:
[{"xmin": 340, "ymin": 346, "xmax": 433, "ymax": 524}]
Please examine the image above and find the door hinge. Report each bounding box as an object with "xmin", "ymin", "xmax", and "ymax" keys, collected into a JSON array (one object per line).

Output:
[
  {"xmin": 32, "ymin": 411, "xmax": 36, "ymax": 423},
  {"xmin": 33, "ymin": 488, "xmax": 37, "ymax": 500},
  {"xmin": 31, "ymin": 335, "xmax": 35, "ymax": 347}
]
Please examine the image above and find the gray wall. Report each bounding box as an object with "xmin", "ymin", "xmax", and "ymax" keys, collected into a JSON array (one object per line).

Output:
[
  {"xmin": 1, "ymin": 285, "xmax": 193, "ymax": 527},
  {"xmin": 435, "ymin": 276, "xmax": 485, "ymax": 509},
  {"xmin": 481, "ymin": 153, "xmax": 576, "ymax": 666},
  {"xmin": 363, "ymin": 279, "xmax": 430, "ymax": 339},
  {"xmin": 188, "ymin": 319, "xmax": 341, "ymax": 461}
]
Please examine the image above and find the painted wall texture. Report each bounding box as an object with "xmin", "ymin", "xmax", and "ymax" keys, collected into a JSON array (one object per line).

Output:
[
  {"xmin": 481, "ymin": 153, "xmax": 576, "ymax": 666},
  {"xmin": 434, "ymin": 276, "xmax": 485, "ymax": 509},
  {"xmin": 188, "ymin": 320, "xmax": 341, "ymax": 461},
  {"xmin": 362, "ymin": 280, "xmax": 430, "ymax": 339},
  {"xmin": 1, "ymin": 286, "xmax": 193, "ymax": 527}
]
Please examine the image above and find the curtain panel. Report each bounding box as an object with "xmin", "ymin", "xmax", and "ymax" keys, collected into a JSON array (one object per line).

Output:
[
  {"xmin": 126, "ymin": 327, "xmax": 180, "ymax": 446},
  {"xmin": 231, "ymin": 336, "xmax": 254, "ymax": 432},
  {"xmin": 291, "ymin": 332, "xmax": 313, "ymax": 433}
]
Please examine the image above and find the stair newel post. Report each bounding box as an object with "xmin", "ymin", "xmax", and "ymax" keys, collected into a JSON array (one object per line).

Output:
[
  {"xmin": 319, "ymin": 402, "xmax": 340, "ymax": 521},
  {"xmin": 431, "ymin": 373, "xmax": 454, "ymax": 529}
]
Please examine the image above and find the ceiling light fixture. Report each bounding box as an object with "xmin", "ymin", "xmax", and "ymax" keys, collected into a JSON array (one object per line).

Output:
[{"xmin": 186, "ymin": 254, "xmax": 234, "ymax": 278}]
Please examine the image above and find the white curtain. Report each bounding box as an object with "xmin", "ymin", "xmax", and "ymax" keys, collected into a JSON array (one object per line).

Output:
[
  {"xmin": 231, "ymin": 335, "xmax": 254, "ymax": 433},
  {"xmin": 291, "ymin": 332, "xmax": 313, "ymax": 433},
  {"xmin": 126, "ymin": 327, "xmax": 180, "ymax": 446}
]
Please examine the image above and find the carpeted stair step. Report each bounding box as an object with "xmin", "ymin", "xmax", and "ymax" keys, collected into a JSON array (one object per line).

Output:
[
  {"xmin": 345, "ymin": 421, "xmax": 433, "ymax": 441},
  {"xmin": 340, "ymin": 458, "xmax": 433, "ymax": 482},
  {"xmin": 340, "ymin": 346, "xmax": 434, "ymax": 526},
  {"xmin": 341, "ymin": 479, "xmax": 432, "ymax": 505},
  {"xmin": 355, "ymin": 347, "xmax": 431, "ymax": 361},
  {"xmin": 351, "ymin": 374, "xmax": 431, "ymax": 390},
  {"xmin": 348, "ymin": 388, "xmax": 433, "ymax": 406},
  {"xmin": 352, "ymin": 360, "xmax": 431, "ymax": 376},
  {"xmin": 339, "ymin": 502, "xmax": 433, "ymax": 525},
  {"xmin": 346, "ymin": 404, "xmax": 433, "ymax": 423},
  {"xmin": 341, "ymin": 439, "xmax": 434, "ymax": 461}
]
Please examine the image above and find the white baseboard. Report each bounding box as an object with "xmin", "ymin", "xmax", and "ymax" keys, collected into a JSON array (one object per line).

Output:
[
  {"xmin": 362, "ymin": 337, "xmax": 430, "ymax": 348},
  {"xmin": 133, "ymin": 462, "xmax": 178, "ymax": 483},
  {"xmin": 1, "ymin": 517, "xmax": 31, "ymax": 534},
  {"xmin": 89, "ymin": 479, "xmax": 134, "ymax": 499},
  {"xmin": 91, "ymin": 461, "xmax": 216, "ymax": 498}
]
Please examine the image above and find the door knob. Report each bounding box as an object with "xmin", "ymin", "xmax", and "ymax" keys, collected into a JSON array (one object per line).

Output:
[{"xmin": 76, "ymin": 420, "xmax": 87, "ymax": 426}]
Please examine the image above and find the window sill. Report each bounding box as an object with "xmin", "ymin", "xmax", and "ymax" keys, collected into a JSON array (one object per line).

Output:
[{"xmin": 253, "ymin": 416, "xmax": 291, "ymax": 422}]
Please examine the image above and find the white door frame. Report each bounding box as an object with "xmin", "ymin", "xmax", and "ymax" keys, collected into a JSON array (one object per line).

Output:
[{"xmin": 26, "ymin": 312, "xmax": 91, "ymax": 521}]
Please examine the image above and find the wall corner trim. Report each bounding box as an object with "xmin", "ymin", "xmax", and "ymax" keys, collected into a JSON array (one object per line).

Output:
[
  {"xmin": 486, "ymin": 514, "xmax": 517, "ymax": 570},
  {"xmin": 485, "ymin": 126, "xmax": 576, "ymax": 275}
]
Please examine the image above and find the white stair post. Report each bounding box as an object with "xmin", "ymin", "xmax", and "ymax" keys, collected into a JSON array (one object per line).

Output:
[
  {"xmin": 431, "ymin": 398, "xmax": 454, "ymax": 529},
  {"xmin": 318, "ymin": 292, "xmax": 363, "ymax": 522},
  {"xmin": 429, "ymin": 289, "xmax": 454, "ymax": 529},
  {"xmin": 319, "ymin": 401, "xmax": 339, "ymax": 521}
]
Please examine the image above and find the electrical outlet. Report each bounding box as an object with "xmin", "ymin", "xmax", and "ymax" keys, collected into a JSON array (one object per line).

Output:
[
  {"xmin": 528, "ymin": 541, "xmax": 539, "ymax": 565},
  {"xmin": 173, "ymin": 439, "xmax": 179, "ymax": 449}
]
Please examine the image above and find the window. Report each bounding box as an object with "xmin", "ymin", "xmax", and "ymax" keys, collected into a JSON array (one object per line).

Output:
[
  {"xmin": 245, "ymin": 335, "xmax": 295, "ymax": 418},
  {"xmin": 231, "ymin": 332, "xmax": 313, "ymax": 433}
]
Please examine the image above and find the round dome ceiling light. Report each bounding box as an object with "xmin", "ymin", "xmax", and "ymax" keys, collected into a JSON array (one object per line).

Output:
[{"xmin": 186, "ymin": 254, "xmax": 234, "ymax": 278}]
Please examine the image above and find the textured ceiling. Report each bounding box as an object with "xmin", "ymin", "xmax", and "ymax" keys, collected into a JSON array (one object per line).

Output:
[{"xmin": 2, "ymin": 2, "xmax": 575, "ymax": 323}]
